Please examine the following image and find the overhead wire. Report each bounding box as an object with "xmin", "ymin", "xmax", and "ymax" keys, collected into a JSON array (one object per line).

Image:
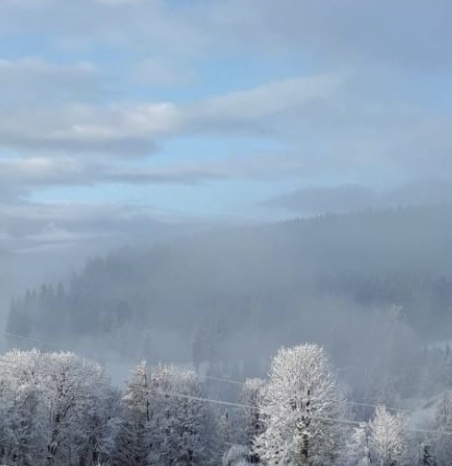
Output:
[
  {"xmin": 1, "ymin": 355, "xmax": 452, "ymax": 438},
  {"xmin": 0, "ymin": 332, "xmax": 441, "ymax": 423},
  {"xmin": 152, "ymin": 389, "xmax": 452, "ymax": 438},
  {"xmin": 201, "ymin": 374, "xmax": 414, "ymax": 413}
]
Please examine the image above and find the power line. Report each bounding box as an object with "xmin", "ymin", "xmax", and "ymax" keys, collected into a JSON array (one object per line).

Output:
[
  {"xmin": 346, "ymin": 400, "xmax": 412, "ymax": 413},
  {"xmin": 201, "ymin": 374, "xmax": 413, "ymax": 413},
  {"xmin": 0, "ymin": 355, "xmax": 103, "ymax": 380},
  {"xmin": 202, "ymin": 374, "xmax": 244, "ymax": 386},
  {"xmin": 153, "ymin": 389, "xmax": 452, "ymax": 438},
  {"xmin": 0, "ymin": 332, "xmax": 436, "ymax": 417},
  {"xmin": 2, "ymin": 331, "xmax": 61, "ymax": 349},
  {"xmin": 2, "ymin": 355, "xmax": 452, "ymax": 439}
]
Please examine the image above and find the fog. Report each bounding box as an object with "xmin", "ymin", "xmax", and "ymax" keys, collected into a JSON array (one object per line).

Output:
[
  {"xmin": 1, "ymin": 1, "xmax": 451, "ymax": 464},
  {"xmin": 3, "ymin": 205, "xmax": 452, "ymax": 391}
]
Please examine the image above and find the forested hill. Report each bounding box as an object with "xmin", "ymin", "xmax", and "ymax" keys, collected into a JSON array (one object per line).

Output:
[{"xmin": 6, "ymin": 204, "xmax": 452, "ymax": 369}]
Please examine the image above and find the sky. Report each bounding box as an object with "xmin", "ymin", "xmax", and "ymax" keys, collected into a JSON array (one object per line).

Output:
[{"xmin": 0, "ymin": 0, "xmax": 451, "ymax": 255}]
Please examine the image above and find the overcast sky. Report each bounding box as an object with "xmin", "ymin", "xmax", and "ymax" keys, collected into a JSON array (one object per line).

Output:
[{"xmin": 0, "ymin": 0, "xmax": 451, "ymax": 254}]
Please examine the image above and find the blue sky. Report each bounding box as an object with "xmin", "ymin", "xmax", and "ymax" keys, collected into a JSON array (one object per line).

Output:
[{"xmin": 0, "ymin": 0, "xmax": 451, "ymax": 251}]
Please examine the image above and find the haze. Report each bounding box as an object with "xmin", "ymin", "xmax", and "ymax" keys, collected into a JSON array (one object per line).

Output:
[{"xmin": 0, "ymin": 2, "xmax": 451, "ymax": 465}]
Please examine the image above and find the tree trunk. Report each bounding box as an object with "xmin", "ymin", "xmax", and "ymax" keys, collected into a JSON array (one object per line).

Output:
[{"xmin": 298, "ymin": 433, "xmax": 309, "ymax": 466}]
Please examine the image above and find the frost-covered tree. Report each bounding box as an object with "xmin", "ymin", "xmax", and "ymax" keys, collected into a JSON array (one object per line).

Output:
[
  {"xmin": 114, "ymin": 362, "xmax": 220, "ymax": 466},
  {"xmin": 344, "ymin": 423, "xmax": 371, "ymax": 466},
  {"xmin": 222, "ymin": 444, "xmax": 252, "ymax": 466},
  {"xmin": 344, "ymin": 406, "xmax": 409, "ymax": 466},
  {"xmin": 78, "ymin": 386, "xmax": 122, "ymax": 466},
  {"xmin": 0, "ymin": 378, "xmax": 14, "ymax": 463},
  {"xmin": 217, "ymin": 409, "xmax": 237, "ymax": 451},
  {"xmin": 239, "ymin": 378, "xmax": 265, "ymax": 449},
  {"xmin": 430, "ymin": 392, "xmax": 452, "ymax": 466},
  {"xmin": 0, "ymin": 350, "xmax": 52, "ymax": 465},
  {"xmin": 417, "ymin": 444, "xmax": 437, "ymax": 466},
  {"xmin": 147, "ymin": 365, "xmax": 220, "ymax": 466},
  {"xmin": 254, "ymin": 344, "xmax": 346, "ymax": 466},
  {"xmin": 368, "ymin": 405, "xmax": 409, "ymax": 466},
  {"xmin": 38, "ymin": 352, "xmax": 109, "ymax": 466},
  {"xmin": 0, "ymin": 366, "xmax": 48, "ymax": 466},
  {"xmin": 0, "ymin": 350, "xmax": 114, "ymax": 466},
  {"xmin": 112, "ymin": 361, "xmax": 152, "ymax": 466}
]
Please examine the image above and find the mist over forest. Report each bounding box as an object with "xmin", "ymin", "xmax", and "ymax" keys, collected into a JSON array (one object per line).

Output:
[
  {"xmin": 5, "ymin": 203, "xmax": 452, "ymax": 386},
  {"xmin": 1, "ymin": 0, "xmax": 452, "ymax": 464},
  {"xmin": 2, "ymin": 203, "xmax": 452, "ymax": 465}
]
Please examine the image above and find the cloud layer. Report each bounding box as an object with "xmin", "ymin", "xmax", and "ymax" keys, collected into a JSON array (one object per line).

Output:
[
  {"xmin": 264, "ymin": 179, "xmax": 452, "ymax": 216},
  {"xmin": 0, "ymin": 0, "xmax": 450, "ymax": 253}
]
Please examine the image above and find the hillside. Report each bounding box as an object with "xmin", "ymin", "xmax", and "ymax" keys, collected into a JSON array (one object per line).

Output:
[{"xmin": 6, "ymin": 205, "xmax": 451, "ymax": 370}]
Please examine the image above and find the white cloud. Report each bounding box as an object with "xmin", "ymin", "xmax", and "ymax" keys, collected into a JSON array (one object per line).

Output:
[
  {"xmin": 0, "ymin": 197, "xmax": 210, "ymax": 255},
  {"xmin": 263, "ymin": 178, "xmax": 452, "ymax": 215},
  {"xmin": 197, "ymin": 0, "xmax": 452, "ymax": 72},
  {"xmin": 0, "ymin": 0, "xmax": 206, "ymax": 58},
  {"xmin": 133, "ymin": 58, "xmax": 195, "ymax": 86},
  {"xmin": 0, "ymin": 57, "xmax": 101, "ymax": 107},
  {"xmin": 96, "ymin": 0, "xmax": 143, "ymax": 5},
  {"xmin": 2, "ymin": 0, "xmax": 448, "ymax": 75},
  {"xmin": 0, "ymin": 57, "xmax": 96, "ymax": 74},
  {"xmin": 0, "ymin": 71, "xmax": 342, "ymax": 156},
  {"xmin": 0, "ymin": 64, "xmax": 449, "ymax": 181},
  {"xmin": 0, "ymin": 0, "xmax": 450, "ymax": 241},
  {"xmin": 0, "ymin": 58, "xmax": 448, "ymax": 186},
  {"xmin": 194, "ymin": 73, "xmax": 343, "ymax": 122},
  {"xmin": 0, "ymin": 151, "xmax": 308, "ymax": 194},
  {"xmin": 3, "ymin": 0, "xmax": 448, "ymax": 70}
]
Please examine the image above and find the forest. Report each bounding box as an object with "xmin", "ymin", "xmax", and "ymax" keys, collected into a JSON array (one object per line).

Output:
[
  {"xmin": 1, "ymin": 0, "xmax": 450, "ymax": 463},
  {"xmin": 2, "ymin": 205, "xmax": 452, "ymax": 465},
  {"xmin": 0, "ymin": 343, "xmax": 450, "ymax": 466},
  {"xmin": 5, "ymin": 205, "xmax": 452, "ymax": 367}
]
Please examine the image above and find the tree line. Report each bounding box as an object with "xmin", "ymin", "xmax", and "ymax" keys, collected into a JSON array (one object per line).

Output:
[{"xmin": 1, "ymin": 344, "xmax": 451, "ymax": 466}]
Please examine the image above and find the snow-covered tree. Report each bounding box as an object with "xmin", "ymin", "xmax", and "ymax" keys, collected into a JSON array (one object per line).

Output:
[
  {"xmin": 417, "ymin": 444, "xmax": 437, "ymax": 466},
  {"xmin": 217, "ymin": 409, "xmax": 238, "ymax": 452},
  {"xmin": 222, "ymin": 444, "xmax": 252, "ymax": 466},
  {"xmin": 344, "ymin": 423, "xmax": 372, "ymax": 466},
  {"xmin": 0, "ymin": 349, "xmax": 114, "ymax": 466},
  {"xmin": 114, "ymin": 362, "xmax": 221, "ymax": 466},
  {"xmin": 112, "ymin": 361, "xmax": 152, "ymax": 466},
  {"xmin": 430, "ymin": 392, "xmax": 452, "ymax": 466},
  {"xmin": 254, "ymin": 344, "xmax": 346, "ymax": 466},
  {"xmin": 239, "ymin": 378, "xmax": 265, "ymax": 449},
  {"xmin": 78, "ymin": 386, "xmax": 122, "ymax": 466},
  {"xmin": 368, "ymin": 405, "xmax": 409, "ymax": 466},
  {"xmin": 0, "ymin": 350, "xmax": 52, "ymax": 465},
  {"xmin": 0, "ymin": 372, "xmax": 48, "ymax": 465},
  {"xmin": 344, "ymin": 406, "xmax": 409, "ymax": 466},
  {"xmin": 147, "ymin": 365, "xmax": 220, "ymax": 466},
  {"xmin": 38, "ymin": 352, "xmax": 109, "ymax": 466},
  {"xmin": 441, "ymin": 346, "xmax": 452, "ymax": 389}
]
